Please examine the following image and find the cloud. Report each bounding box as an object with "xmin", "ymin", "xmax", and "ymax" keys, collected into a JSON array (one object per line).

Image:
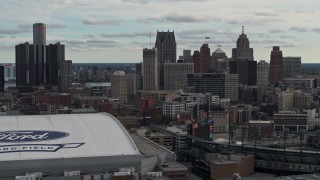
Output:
[
  {"xmin": 121, "ymin": 0, "xmax": 148, "ymax": 4},
  {"xmin": 269, "ymin": 29, "xmax": 284, "ymax": 33},
  {"xmin": 101, "ymin": 33, "xmax": 135, "ymax": 38},
  {"xmin": 254, "ymin": 12, "xmax": 278, "ymax": 17},
  {"xmin": 138, "ymin": 13, "xmax": 209, "ymax": 24},
  {"xmin": 311, "ymin": 28, "xmax": 320, "ymax": 33},
  {"xmin": 280, "ymin": 35, "xmax": 295, "ymax": 39},
  {"xmin": 47, "ymin": 23, "xmax": 67, "ymax": 29},
  {"xmin": 82, "ymin": 34, "xmax": 95, "ymax": 38},
  {"xmin": 289, "ymin": 26, "xmax": 309, "ymax": 32},
  {"xmin": 224, "ymin": 17, "xmax": 283, "ymax": 25},
  {"xmin": 86, "ymin": 39, "xmax": 117, "ymax": 44},
  {"xmin": 82, "ymin": 18, "xmax": 122, "ymax": 26},
  {"xmin": 0, "ymin": 28, "xmax": 29, "ymax": 35},
  {"xmin": 101, "ymin": 32, "xmax": 153, "ymax": 38}
]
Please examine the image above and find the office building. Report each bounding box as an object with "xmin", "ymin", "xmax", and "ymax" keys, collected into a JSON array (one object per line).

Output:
[
  {"xmin": 193, "ymin": 44, "xmax": 211, "ymax": 73},
  {"xmin": 273, "ymin": 111, "xmax": 308, "ymax": 131},
  {"xmin": 15, "ymin": 23, "xmax": 69, "ymax": 92},
  {"xmin": 178, "ymin": 50, "xmax": 193, "ymax": 63},
  {"xmin": 211, "ymin": 48, "xmax": 227, "ymax": 71},
  {"xmin": 60, "ymin": 60, "xmax": 72, "ymax": 92},
  {"xmin": 33, "ymin": 23, "xmax": 47, "ymax": 85},
  {"xmin": 143, "ymin": 48, "xmax": 158, "ymax": 91},
  {"xmin": 192, "ymin": 50, "xmax": 201, "ymax": 73},
  {"xmin": 0, "ymin": 66, "xmax": 4, "ymax": 92},
  {"xmin": 269, "ymin": 46, "xmax": 283, "ymax": 84},
  {"xmin": 200, "ymin": 43, "xmax": 211, "ymax": 72},
  {"xmin": 257, "ymin": 60, "xmax": 269, "ymax": 86},
  {"xmin": 283, "ymin": 57, "xmax": 301, "ymax": 78},
  {"xmin": 163, "ymin": 63, "xmax": 194, "ymax": 90},
  {"xmin": 3, "ymin": 64, "xmax": 16, "ymax": 80},
  {"xmin": 155, "ymin": 31, "xmax": 176, "ymax": 89},
  {"xmin": 187, "ymin": 73, "xmax": 238, "ymax": 101},
  {"xmin": 46, "ymin": 43, "xmax": 65, "ymax": 87},
  {"xmin": 293, "ymin": 92, "xmax": 312, "ymax": 109},
  {"xmin": 229, "ymin": 60, "xmax": 257, "ymax": 86},
  {"xmin": 229, "ymin": 27, "xmax": 257, "ymax": 86},
  {"xmin": 284, "ymin": 77, "xmax": 317, "ymax": 89},
  {"xmin": 231, "ymin": 27, "xmax": 254, "ymax": 61},
  {"xmin": 15, "ymin": 42, "xmax": 34, "ymax": 86},
  {"xmin": 111, "ymin": 71, "xmax": 128, "ymax": 104},
  {"xmin": 278, "ymin": 91, "xmax": 294, "ymax": 111}
]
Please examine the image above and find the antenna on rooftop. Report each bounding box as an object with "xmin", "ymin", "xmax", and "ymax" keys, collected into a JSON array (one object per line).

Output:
[{"xmin": 242, "ymin": 26, "xmax": 245, "ymax": 34}]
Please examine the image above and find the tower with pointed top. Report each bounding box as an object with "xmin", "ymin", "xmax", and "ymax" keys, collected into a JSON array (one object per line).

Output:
[
  {"xmin": 229, "ymin": 27, "xmax": 257, "ymax": 86},
  {"xmin": 232, "ymin": 26, "xmax": 254, "ymax": 61},
  {"xmin": 155, "ymin": 30, "xmax": 176, "ymax": 90}
]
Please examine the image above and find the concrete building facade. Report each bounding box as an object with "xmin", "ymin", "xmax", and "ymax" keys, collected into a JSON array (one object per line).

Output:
[
  {"xmin": 187, "ymin": 73, "xmax": 239, "ymax": 101},
  {"xmin": 163, "ymin": 63, "xmax": 194, "ymax": 90},
  {"xmin": 111, "ymin": 71, "xmax": 128, "ymax": 104},
  {"xmin": 143, "ymin": 48, "xmax": 158, "ymax": 91},
  {"xmin": 155, "ymin": 31, "xmax": 176, "ymax": 90},
  {"xmin": 283, "ymin": 56, "xmax": 301, "ymax": 78},
  {"xmin": 257, "ymin": 60, "xmax": 269, "ymax": 86}
]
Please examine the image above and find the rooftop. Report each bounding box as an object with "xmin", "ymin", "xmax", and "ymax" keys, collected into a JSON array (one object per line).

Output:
[{"xmin": 0, "ymin": 113, "xmax": 140, "ymax": 161}]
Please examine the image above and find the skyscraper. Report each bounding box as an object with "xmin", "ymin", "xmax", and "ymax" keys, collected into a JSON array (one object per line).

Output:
[
  {"xmin": 200, "ymin": 43, "xmax": 211, "ymax": 72},
  {"xmin": 164, "ymin": 62, "xmax": 194, "ymax": 90},
  {"xmin": 269, "ymin": 46, "xmax": 283, "ymax": 84},
  {"xmin": 155, "ymin": 30, "xmax": 176, "ymax": 89},
  {"xmin": 283, "ymin": 57, "xmax": 301, "ymax": 78},
  {"xmin": 143, "ymin": 48, "xmax": 158, "ymax": 91},
  {"xmin": 193, "ymin": 44, "xmax": 211, "ymax": 73},
  {"xmin": 0, "ymin": 66, "xmax": 4, "ymax": 92},
  {"xmin": 111, "ymin": 71, "xmax": 128, "ymax": 104},
  {"xmin": 211, "ymin": 48, "xmax": 227, "ymax": 71},
  {"xmin": 33, "ymin": 23, "xmax": 47, "ymax": 85},
  {"xmin": 257, "ymin": 60, "xmax": 269, "ymax": 86},
  {"xmin": 15, "ymin": 42, "xmax": 34, "ymax": 86},
  {"xmin": 229, "ymin": 27, "xmax": 257, "ymax": 86},
  {"xmin": 193, "ymin": 50, "xmax": 201, "ymax": 73},
  {"xmin": 231, "ymin": 26, "xmax": 254, "ymax": 61},
  {"xmin": 60, "ymin": 60, "xmax": 72, "ymax": 92},
  {"xmin": 46, "ymin": 43, "xmax": 65, "ymax": 86}
]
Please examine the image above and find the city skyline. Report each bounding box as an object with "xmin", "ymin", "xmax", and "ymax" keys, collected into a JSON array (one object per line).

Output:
[{"xmin": 1, "ymin": 0, "xmax": 320, "ymax": 63}]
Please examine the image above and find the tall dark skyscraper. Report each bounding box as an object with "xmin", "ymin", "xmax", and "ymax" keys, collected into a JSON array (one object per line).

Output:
[
  {"xmin": 15, "ymin": 42, "xmax": 34, "ymax": 86},
  {"xmin": 0, "ymin": 66, "xmax": 4, "ymax": 92},
  {"xmin": 155, "ymin": 30, "xmax": 176, "ymax": 90},
  {"xmin": 229, "ymin": 27, "xmax": 257, "ymax": 86},
  {"xmin": 46, "ymin": 43, "xmax": 65, "ymax": 86},
  {"xmin": 33, "ymin": 23, "xmax": 47, "ymax": 85},
  {"xmin": 269, "ymin": 46, "xmax": 283, "ymax": 83},
  {"xmin": 15, "ymin": 23, "xmax": 70, "ymax": 92}
]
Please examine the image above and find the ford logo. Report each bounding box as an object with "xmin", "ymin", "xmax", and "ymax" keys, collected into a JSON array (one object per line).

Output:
[{"xmin": 0, "ymin": 131, "xmax": 69, "ymax": 143}]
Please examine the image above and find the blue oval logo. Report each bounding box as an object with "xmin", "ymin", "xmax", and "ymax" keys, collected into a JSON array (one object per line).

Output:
[{"xmin": 0, "ymin": 131, "xmax": 69, "ymax": 143}]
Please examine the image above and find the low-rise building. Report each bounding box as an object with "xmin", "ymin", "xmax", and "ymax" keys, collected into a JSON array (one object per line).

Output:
[{"xmin": 274, "ymin": 111, "xmax": 308, "ymax": 131}]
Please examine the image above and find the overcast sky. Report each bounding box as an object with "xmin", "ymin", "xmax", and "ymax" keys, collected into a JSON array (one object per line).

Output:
[{"xmin": 0, "ymin": 0, "xmax": 320, "ymax": 63}]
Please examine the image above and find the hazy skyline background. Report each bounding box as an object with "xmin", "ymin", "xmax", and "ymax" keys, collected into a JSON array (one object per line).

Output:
[{"xmin": 0, "ymin": 0, "xmax": 319, "ymax": 63}]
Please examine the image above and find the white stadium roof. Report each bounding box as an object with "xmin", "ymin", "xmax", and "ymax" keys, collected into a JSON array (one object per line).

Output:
[
  {"xmin": 0, "ymin": 113, "xmax": 139, "ymax": 161},
  {"xmin": 0, "ymin": 113, "xmax": 141, "ymax": 177}
]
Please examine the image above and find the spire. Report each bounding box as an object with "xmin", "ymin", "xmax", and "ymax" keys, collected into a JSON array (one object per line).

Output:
[{"xmin": 242, "ymin": 26, "xmax": 244, "ymax": 34}]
